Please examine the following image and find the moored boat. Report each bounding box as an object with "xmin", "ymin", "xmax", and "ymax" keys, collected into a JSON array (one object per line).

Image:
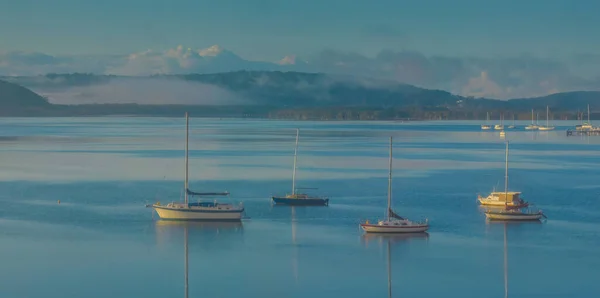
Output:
[
  {"xmin": 360, "ymin": 137, "xmax": 429, "ymax": 233},
  {"xmin": 483, "ymin": 141, "xmax": 546, "ymax": 221},
  {"xmin": 271, "ymin": 128, "xmax": 329, "ymax": 206},
  {"xmin": 149, "ymin": 113, "xmax": 245, "ymax": 221}
]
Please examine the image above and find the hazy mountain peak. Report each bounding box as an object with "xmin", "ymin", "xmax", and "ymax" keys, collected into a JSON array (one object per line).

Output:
[
  {"xmin": 278, "ymin": 55, "xmax": 297, "ymax": 65},
  {"xmin": 198, "ymin": 45, "xmax": 226, "ymax": 57}
]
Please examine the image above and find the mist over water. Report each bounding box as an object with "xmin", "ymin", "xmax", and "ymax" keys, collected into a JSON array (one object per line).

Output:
[{"xmin": 31, "ymin": 77, "xmax": 249, "ymax": 105}]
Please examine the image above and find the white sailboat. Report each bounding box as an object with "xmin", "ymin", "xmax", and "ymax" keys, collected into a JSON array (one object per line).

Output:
[
  {"xmin": 538, "ymin": 106, "xmax": 555, "ymax": 131},
  {"xmin": 507, "ymin": 114, "xmax": 516, "ymax": 129},
  {"xmin": 149, "ymin": 113, "xmax": 245, "ymax": 221},
  {"xmin": 360, "ymin": 137, "xmax": 429, "ymax": 233},
  {"xmin": 481, "ymin": 112, "xmax": 491, "ymax": 130},
  {"xmin": 525, "ymin": 109, "xmax": 538, "ymax": 130},
  {"xmin": 494, "ymin": 113, "xmax": 504, "ymax": 130},
  {"xmin": 576, "ymin": 104, "xmax": 594, "ymax": 131},
  {"xmin": 484, "ymin": 141, "xmax": 546, "ymax": 221}
]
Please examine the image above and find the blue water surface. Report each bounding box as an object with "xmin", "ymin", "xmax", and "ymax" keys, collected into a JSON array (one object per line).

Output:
[{"xmin": 0, "ymin": 118, "xmax": 599, "ymax": 298}]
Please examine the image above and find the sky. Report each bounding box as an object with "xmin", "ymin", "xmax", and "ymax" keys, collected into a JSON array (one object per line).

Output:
[
  {"xmin": 1, "ymin": 0, "xmax": 599, "ymax": 60},
  {"xmin": 1, "ymin": 0, "xmax": 600, "ymax": 99}
]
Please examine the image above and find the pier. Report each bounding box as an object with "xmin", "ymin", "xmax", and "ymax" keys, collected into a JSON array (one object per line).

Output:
[{"xmin": 566, "ymin": 129, "xmax": 600, "ymax": 136}]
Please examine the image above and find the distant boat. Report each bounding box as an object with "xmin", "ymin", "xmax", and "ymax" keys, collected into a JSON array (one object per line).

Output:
[
  {"xmin": 481, "ymin": 112, "xmax": 491, "ymax": 130},
  {"xmin": 507, "ymin": 114, "xmax": 516, "ymax": 129},
  {"xmin": 484, "ymin": 141, "xmax": 546, "ymax": 221},
  {"xmin": 494, "ymin": 113, "xmax": 504, "ymax": 130},
  {"xmin": 271, "ymin": 129, "xmax": 329, "ymax": 206},
  {"xmin": 360, "ymin": 137, "xmax": 429, "ymax": 233},
  {"xmin": 538, "ymin": 106, "xmax": 555, "ymax": 131},
  {"xmin": 576, "ymin": 104, "xmax": 594, "ymax": 131},
  {"xmin": 149, "ymin": 113, "xmax": 245, "ymax": 221},
  {"xmin": 524, "ymin": 109, "xmax": 538, "ymax": 130}
]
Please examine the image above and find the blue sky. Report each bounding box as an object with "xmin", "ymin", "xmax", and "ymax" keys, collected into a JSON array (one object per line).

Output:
[{"xmin": 1, "ymin": 0, "xmax": 599, "ymax": 60}]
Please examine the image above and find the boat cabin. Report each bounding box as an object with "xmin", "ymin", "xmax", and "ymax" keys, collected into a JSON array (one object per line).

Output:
[{"xmin": 490, "ymin": 191, "xmax": 522, "ymax": 203}]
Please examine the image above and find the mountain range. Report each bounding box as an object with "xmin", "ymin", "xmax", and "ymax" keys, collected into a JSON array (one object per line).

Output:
[
  {"xmin": 1, "ymin": 71, "xmax": 599, "ymax": 119},
  {"xmin": 3, "ymin": 44, "xmax": 600, "ymax": 101}
]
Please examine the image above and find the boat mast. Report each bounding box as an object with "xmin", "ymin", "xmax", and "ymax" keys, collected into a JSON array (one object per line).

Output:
[
  {"xmin": 546, "ymin": 106, "xmax": 549, "ymax": 127},
  {"xmin": 531, "ymin": 109, "xmax": 534, "ymax": 124},
  {"xmin": 291, "ymin": 128, "xmax": 299, "ymax": 195},
  {"xmin": 504, "ymin": 141, "xmax": 509, "ymax": 209},
  {"xmin": 184, "ymin": 112, "xmax": 189, "ymax": 204},
  {"xmin": 588, "ymin": 104, "xmax": 591, "ymax": 124},
  {"xmin": 387, "ymin": 136, "xmax": 393, "ymax": 220}
]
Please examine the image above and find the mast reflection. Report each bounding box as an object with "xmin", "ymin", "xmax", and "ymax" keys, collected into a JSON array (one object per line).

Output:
[
  {"xmin": 154, "ymin": 220, "xmax": 243, "ymax": 298},
  {"xmin": 362, "ymin": 233, "xmax": 429, "ymax": 297}
]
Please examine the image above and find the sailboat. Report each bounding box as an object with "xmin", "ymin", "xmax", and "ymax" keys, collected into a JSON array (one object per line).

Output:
[
  {"xmin": 538, "ymin": 106, "xmax": 555, "ymax": 131},
  {"xmin": 478, "ymin": 142, "xmax": 529, "ymax": 208},
  {"xmin": 149, "ymin": 113, "xmax": 245, "ymax": 221},
  {"xmin": 272, "ymin": 128, "xmax": 329, "ymax": 206},
  {"xmin": 484, "ymin": 141, "xmax": 546, "ymax": 221},
  {"xmin": 524, "ymin": 109, "xmax": 538, "ymax": 130},
  {"xmin": 507, "ymin": 114, "xmax": 516, "ymax": 129},
  {"xmin": 576, "ymin": 104, "xmax": 594, "ymax": 131},
  {"xmin": 360, "ymin": 137, "xmax": 429, "ymax": 233},
  {"xmin": 494, "ymin": 113, "xmax": 504, "ymax": 130},
  {"xmin": 481, "ymin": 112, "xmax": 491, "ymax": 130}
]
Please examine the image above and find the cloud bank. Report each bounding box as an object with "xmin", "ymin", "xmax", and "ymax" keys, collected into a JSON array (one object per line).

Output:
[
  {"xmin": 2, "ymin": 45, "xmax": 600, "ymax": 99},
  {"xmin": 31, "ymin": 77, "xmax": 248, "ymax": 105}
]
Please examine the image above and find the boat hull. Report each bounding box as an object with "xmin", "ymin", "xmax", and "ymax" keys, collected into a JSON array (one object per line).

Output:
[
  {"xmin": 360, "ymin": 223, "xmax": 429, "ymax": 233},
  {"xmin": 485, "ymin": 211, "xmax": 542, "ymax": 221},
  {"xmin": 478, "ymin": 198, "xmax": 528, "ymax": 207},
  {"xmin": 271, "ymin": 196, "xmax": 329, "ymax": 206},
  {"xmin": 153, "ymin": 205, "xmax": 243, "ymax": 221}
]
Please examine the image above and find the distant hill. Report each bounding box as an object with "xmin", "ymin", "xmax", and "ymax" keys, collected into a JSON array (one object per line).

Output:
[
  {"xmin": 1, "ymin": 71, "xmax": 600, "ymax": 119},
  {"xmin": 0, "ymin": 79, "xmax": 51, "ymax": 109}
]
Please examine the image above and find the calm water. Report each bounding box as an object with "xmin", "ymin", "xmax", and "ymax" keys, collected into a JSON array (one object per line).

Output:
[{"xmin": 1, "ymin": 118, "xmax": 599, "ymax": 298}]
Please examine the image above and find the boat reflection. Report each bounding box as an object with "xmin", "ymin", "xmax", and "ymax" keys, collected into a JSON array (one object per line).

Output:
[
  {"xmin": 153, "ymin": 220, "xmax": 243, "ymax": 298},
  {"xmin": 361, "ymin": 232, "xmax": 430, "ymax": 248},
  {"xmin": 291, "ymin": 206, "xmax": 298, "ymax": 283},
  {"xmin": 361, "ymin": 233, "xmax": 429, "ymax": 298},
  {"xmin": 486, "ymin": 220, "xmax": 539, "ymax": 297}
]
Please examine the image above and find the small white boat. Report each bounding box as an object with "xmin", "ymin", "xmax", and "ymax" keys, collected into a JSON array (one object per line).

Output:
[
  {"xmin": 507, "ymin": 114, "xmax": 516, "ymax": 129},
  {"xmin": 524, "ymin": 109, "xmax": 538, "ymax": 130},
  {"xmin": 481, "ymin": 112, "xmax": 492, "ymax": 130},
  {"xmin": 537, "ymin": 106, "xmax": 555, "ymax": 131},
  {"xmin": 494, "ymin": 113, "xmax": 504, "ymax": 130},
  {"xmin": 150, "ymin": 113, "xmax": 245, "ymax": 221},
  {"xmin": 360, "ymin": 137, "xmax": 429, "ymax": 233},
  {"xmin": 576, "ymin": 104, "xmax": 594, "ymax": 131},
  {"xmin": 483, "ymin": 141, "xmax": 546, "ymax": 221}
]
